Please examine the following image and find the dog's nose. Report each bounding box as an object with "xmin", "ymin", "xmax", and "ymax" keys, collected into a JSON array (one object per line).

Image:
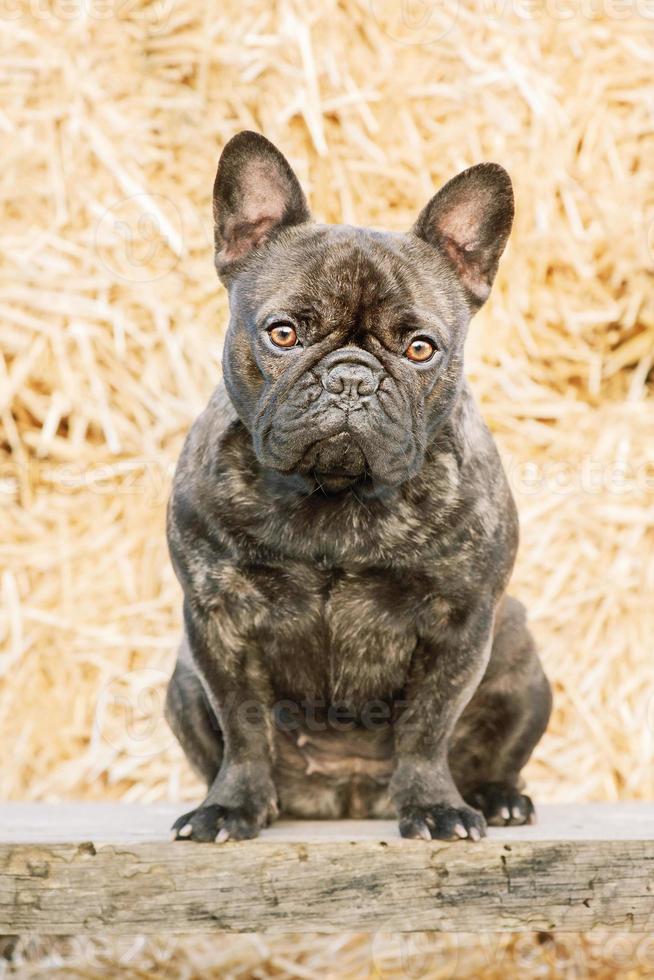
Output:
[{"xmin": 323, "ymin": 362, "xmax": 380, "ymax": 398}]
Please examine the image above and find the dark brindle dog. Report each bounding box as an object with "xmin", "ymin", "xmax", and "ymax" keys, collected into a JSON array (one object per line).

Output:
[{"xmin": 166, "ymin": 131, "xmax": 552, "ymax": 843}]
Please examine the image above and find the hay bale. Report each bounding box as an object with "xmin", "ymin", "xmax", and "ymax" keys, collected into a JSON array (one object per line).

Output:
[{"xmin": 0, "ymin": 0, "xmax": 652, "ymax": 974}]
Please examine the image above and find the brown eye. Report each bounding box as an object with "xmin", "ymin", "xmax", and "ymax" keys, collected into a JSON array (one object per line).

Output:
[
  {"xmin": 405, "ymin": 337, "xmax": 436, "ymax": 363},
  {"xmin": 269, "ymin": 323, "xmax": 298, "ymax": 348}
]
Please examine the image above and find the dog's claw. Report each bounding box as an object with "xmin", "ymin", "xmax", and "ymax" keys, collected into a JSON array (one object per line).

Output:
[
  {"xmin": 466, "ymin": 782, "xmax": 536, "ymax": 827},
  {"xmin": 399, "ymin": 803, "xmax": 487, "ymax": 842},
  {"xmin": 171, "ymin": 801, "xmax": 273, "ymax": 843}
]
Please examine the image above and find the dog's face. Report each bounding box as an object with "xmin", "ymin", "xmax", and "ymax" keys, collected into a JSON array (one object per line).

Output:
[{"xmin": 213, "ymin": 132, "xmax": 513, "ymax": 494}]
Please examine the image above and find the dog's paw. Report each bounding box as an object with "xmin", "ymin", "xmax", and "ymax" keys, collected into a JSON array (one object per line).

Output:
[
  {"xmin": 399, "ymin": 803, "xmax": 487, "ymax": 842},
  {"xmin": 465, "ymin": 782, "xmax": 535, "ymax": 826},
  {"xmin": 170, "ymin": 803, "xmax": 269, "ymax": 843}
]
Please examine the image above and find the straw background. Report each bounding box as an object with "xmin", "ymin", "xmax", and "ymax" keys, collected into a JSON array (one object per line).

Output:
[{"xmin": 1, "ymin": 0, "xmax": 653, "ymax": 975}]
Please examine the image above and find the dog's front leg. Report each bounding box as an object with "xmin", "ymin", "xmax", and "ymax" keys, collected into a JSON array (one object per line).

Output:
[
  {"xmin": 390, "ymin": 601, "xmax": 494, "ymax": 842},
  {"xmin": 171, "ymin": 601, "xmax": 277, "ymax": 843}
]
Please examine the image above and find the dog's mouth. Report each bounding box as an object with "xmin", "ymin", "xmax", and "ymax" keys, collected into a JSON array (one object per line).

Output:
[
  {"xmin": 311, "ymin": 469, "xmax": 369, "ymax": 494},
  {"xmin": 299, "ymin": 432, "xmax": 369, "ymax": 495}
]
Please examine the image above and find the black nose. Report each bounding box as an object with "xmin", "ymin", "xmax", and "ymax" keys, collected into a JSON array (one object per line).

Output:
[{"xmin": 323, "ymin": 362, "xmax": 380, "ymax": 398}]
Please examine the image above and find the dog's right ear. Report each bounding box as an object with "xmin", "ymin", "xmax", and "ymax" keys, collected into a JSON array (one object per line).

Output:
[{"xmin": 213, "ymin": 131, "xmax": 311, "ymax": 283}]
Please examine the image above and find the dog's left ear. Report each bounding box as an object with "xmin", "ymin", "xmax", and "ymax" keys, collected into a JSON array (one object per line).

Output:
[
  {"xmin": 213, "ymin": 131, "xmax": 311, "ymax": 283},
  {"xmin": 412, "ymin": 163, "xmax": 514, "ymax": 309}
]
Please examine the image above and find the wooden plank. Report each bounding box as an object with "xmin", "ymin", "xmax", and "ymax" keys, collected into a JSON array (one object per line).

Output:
[{"xmin": 1, "ymin": 803, "xmax": 653, "ymax": 935}]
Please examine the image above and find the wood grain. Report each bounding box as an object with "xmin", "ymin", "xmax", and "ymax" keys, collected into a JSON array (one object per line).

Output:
[{"xmin": 1, "ymin": 804, "xmax": 653, "ymax": 934}]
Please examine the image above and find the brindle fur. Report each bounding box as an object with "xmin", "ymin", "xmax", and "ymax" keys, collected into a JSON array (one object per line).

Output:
[{"xmin": 165, "ymin": 132, "xmax": 552, "ymax": 843}]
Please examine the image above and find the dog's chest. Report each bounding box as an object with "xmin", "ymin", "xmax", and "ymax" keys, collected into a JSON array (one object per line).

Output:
[{"xmin": 260, "ymin": 563, "xmax": 430, "ymax": 706}]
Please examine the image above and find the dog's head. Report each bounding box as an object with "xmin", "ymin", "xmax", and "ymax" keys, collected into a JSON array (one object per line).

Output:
[{"xmin": 214, "ymin": 132, "xmax": 513, "ymax": 495}]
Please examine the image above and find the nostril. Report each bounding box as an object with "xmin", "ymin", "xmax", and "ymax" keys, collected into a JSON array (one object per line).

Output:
[
  {"xmin": 356, "ymin": 375, "xmax": 377, "ymax": 396},
  {"xmin": 325, "ymin": 371, "xmax": 345, "ymax": 395}
]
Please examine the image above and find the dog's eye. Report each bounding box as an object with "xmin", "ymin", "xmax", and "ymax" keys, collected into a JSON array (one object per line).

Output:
[
  {"xmin": 269, "ymin": 323, "xmax": 298, "ymax": 348},
  {"xmin": 405, "ymin": 337, "xmax": 435, "ymax": 363}
]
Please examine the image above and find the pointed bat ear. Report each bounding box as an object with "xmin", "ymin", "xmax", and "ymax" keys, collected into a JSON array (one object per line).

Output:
[
  {"xmin": 412, "ymin": 163, "xmax": 514, "ymax": 309},
  {"xmin": 212, "ymin": 131, "xmax": 311, "ymax": 284}
]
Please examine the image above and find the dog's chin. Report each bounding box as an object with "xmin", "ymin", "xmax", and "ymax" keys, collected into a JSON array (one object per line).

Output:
[
  {"xmin": 262, "ymin": 464, "xmax": 371, "ymax": 498},
  {"xmin": 302, "ymin": 464, "xmax": 411, "ymax": 499},
  {"xmin": 260, "ymin": 431, "xmax": 416, "ymax": 498},
  {"xmin": 298, "ymin": 432, "xmax": 374, "ymax": 495},
  {"xmin": 261, "ymin": 432, "xmax": 368, "ymax": 496},
  {"xmin": 311, "ymin": 469, "xmax": 368, "ymax": 495}
]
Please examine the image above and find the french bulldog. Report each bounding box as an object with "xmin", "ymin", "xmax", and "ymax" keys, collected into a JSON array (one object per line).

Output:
[{"xmin": 165, "ymin": 131, "xmax": 552, "ymax": 843}]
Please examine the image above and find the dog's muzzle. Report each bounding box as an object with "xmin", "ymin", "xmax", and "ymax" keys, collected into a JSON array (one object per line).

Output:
[{"xmin": 297, "ymin": 350, "xmax": 384, "ymax": 491}]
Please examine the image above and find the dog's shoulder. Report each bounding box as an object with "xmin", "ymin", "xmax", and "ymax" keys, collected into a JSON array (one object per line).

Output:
[
  {"xmin": 167, "ymin": 381, "xmax": 246, "ymax": 552},
  {"xmin": 178, "ymin": 381, "xmax": 239, "ymax": 471}
]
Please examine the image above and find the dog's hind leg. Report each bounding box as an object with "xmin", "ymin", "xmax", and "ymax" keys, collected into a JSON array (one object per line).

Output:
[
  {"xmin": 449, "ymin": 596, "xmax": 552, "ymax": 825},
  {"xmin": 165, "ymin": 636, "xmax": 223, "ymax": 786}
]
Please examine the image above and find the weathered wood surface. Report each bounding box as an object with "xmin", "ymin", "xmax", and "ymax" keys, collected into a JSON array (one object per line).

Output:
[{"xmin": 1, "ymin": 803, "xmax": 653, "ymax": 934}]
